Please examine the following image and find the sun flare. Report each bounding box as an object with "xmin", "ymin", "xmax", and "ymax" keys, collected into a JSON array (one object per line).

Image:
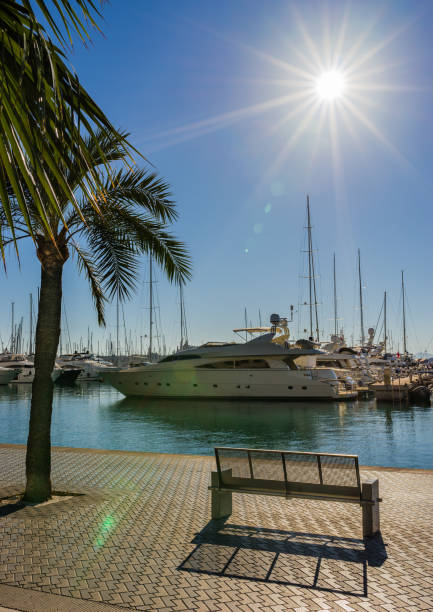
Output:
[{"xmin": 316, "ymin": 70, "xmax": 345, "ymax": 101}]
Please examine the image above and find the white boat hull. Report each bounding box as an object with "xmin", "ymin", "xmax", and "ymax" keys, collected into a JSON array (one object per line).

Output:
[{"xmin": 103, "ymin": 368, "xmax": 356, "ymax": 400}]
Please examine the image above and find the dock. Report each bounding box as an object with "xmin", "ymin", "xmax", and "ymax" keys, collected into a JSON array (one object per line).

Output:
[{"xmin": 370, "ymin": 373, "xmax": 432, "ymax": 403}]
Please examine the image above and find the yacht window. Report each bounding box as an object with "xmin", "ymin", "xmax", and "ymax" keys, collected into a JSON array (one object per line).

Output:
[
  {"xmin": 234, "ymin": 359, "xmax": 269, "ymax": 369},
  {"xmin": 196, "ymin": 360, "xmax": 234, "ymax": 369},
  {"xmin": 159, "ymin": 354, "xmax": 201, "ymax": 363}
]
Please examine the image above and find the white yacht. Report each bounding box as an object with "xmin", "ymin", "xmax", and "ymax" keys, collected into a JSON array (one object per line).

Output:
[
  {"xmin": 0, "ymin": 354, "xmax": 62, "ymax": 383},
  {"xmin": 103, "ymin": 318, "xmax": 357, "ymax": 401},
  {"xmin": 316, "ymin": 349, "xmax": 375, "ymax": 387},
  {"xmin": 57, "ymin": 353, "xmax": 118, "ymax": 381}
]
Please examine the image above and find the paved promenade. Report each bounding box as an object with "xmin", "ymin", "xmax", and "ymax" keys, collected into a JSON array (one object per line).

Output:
[{"xmin": 1, "ymin": 444, "xmax": 433, "ymax": 611}]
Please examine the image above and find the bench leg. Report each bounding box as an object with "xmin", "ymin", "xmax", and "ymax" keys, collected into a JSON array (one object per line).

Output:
[
  {"xmin": 211, "ymin": 471, "xmax": 232, "ymax": 519},
  {"xmin": 362, "ymin": 478, "xmax": 380, "ymax": 538}
]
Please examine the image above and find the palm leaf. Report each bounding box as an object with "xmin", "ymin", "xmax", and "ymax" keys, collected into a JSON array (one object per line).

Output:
[
  {"xmin": 73, "ymin": 243, "xmax": 106, "ymax": 325},
  {"xmin": 0, "ymin": 1, "xmax": 140, "ymax": 249}
]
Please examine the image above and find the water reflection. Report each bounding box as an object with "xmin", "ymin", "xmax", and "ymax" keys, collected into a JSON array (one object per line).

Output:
[
  {"xmin": 108, "ymin": 396, "xmax": 345, "ymax": 450},
  {"xmin": 0, "ymin": 383, "xmax": 431, "ymax": 468}
]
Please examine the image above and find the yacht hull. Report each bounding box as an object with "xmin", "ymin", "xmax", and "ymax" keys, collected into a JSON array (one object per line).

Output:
[{"xmin": 103, "ymin": 368, "xmax": 356, "ymax": 400}]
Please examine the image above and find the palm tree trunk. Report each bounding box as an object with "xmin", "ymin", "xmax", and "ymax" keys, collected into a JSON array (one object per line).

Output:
[{"xmin": 23, "ymin": 239, "xmax": 67, "ymax": 503}]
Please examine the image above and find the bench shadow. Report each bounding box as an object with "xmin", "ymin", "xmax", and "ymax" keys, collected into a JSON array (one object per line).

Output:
[{"xmin": 178, "ymin": 519, "xmax": 387, "ymax": 597}]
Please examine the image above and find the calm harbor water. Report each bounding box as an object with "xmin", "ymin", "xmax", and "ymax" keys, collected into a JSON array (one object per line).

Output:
[{"xmin": 0, "ymin": 382, "xmax": 432, "ymax": 468}]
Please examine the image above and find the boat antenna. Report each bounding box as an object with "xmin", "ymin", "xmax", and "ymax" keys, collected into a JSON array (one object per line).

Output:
[{"xmin": 358, "ymin": 249, "xmax": 365, "ymax": 346}]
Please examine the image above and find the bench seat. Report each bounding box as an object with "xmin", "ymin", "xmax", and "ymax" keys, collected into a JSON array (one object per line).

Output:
[{"xmin": 209, "ymin": 447, "xmax": 381, "ymax": 538}]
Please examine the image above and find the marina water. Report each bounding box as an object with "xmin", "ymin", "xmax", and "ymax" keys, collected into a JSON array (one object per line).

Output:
[{"xmin": 0, "ymin": 382, "xmax": 431, "ymax": 469}]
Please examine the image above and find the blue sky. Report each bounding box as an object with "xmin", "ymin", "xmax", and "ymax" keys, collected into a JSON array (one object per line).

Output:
[{"xmin": 1, "ymin": 0, "xmax": 433, "ymax": 355}]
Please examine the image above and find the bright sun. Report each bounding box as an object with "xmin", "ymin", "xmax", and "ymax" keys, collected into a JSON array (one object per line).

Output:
[{"xmin": 316, "ymin": 70, "xmax": 345, "ymax": 101}]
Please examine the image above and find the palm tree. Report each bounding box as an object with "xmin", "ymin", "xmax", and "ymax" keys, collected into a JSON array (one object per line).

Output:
[
  {"xmin": 0, "ymin": 129, "xmax": 191, "ymax": 503},
  {"xmin": 0, "ymin": 1, "xmax": 135, "ymax": 242}
]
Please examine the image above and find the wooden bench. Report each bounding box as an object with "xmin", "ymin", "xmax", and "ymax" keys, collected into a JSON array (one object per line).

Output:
[{"xmin": 209, "ymin": 447, "xmax": 381, "ymax": 538}]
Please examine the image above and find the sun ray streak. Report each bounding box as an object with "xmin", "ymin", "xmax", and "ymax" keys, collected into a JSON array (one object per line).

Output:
[
  {"xmin": 292, "ymin": 6, "xmax": 325, "ymax": 71},
  {"xmin": 236, "ymin": 41, "xmax": 313, "ymax": 80},
  {"xmin": 263, "ymin": 100, "xmax": 321, "ymax": 180},
  {"xmin": 267, "ymin": 93, "xmax": 317, "ymax": 134},
  {"xmin": 338, "ymin": 11, "xmax": 385, "ymax": 71},
  {"xmin": 329, "ymin": 104, "xmax": 343, "ymax": 197},
  {"xmin": 350, "ymin": 83, "xmax": 433, "ymax": 93},
  {"xmin": 338, "ymin": 104, "xmax": 362, "ymax": 148},
  {"xmin": 332, "ymin": 2, "xmax": 350, "ymax": 66},
  {"xmin": 285, "ymin": 42, "xmax": 323, "ymax": 77},
  {"xmin": 323, "ymin": 4, "xmax": 332, "ymax": 67},
  {"xmin": 141, "ymin": 93, "xmax": 310, "ymax": 147},
  {"xmin": 350, "ymin": 61, "xmax": 411, "ymax": 81},
  {"xmin": 345, "ymin": 19, "xmax": 418, "ymax": 76},
  {"xmin": 308, "ymin": 104, "xmax": 327, "ymax": 174},
  {"xmin": 341, "ymin": 98, "xmax": 411, "ymax": 167}
]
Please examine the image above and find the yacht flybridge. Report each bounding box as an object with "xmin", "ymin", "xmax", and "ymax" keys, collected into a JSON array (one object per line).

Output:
[{"xmin": 103, "ymin": 315, "xmax": 357, "ymax": 400}]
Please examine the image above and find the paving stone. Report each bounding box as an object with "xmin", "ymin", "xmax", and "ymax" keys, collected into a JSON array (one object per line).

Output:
[{"xmin": 0, "ymin": 445, "xmax": 433, "ymax": 611}]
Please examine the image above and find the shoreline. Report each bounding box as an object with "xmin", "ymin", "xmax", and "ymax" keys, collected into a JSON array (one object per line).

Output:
[{"xmin": 2, "ymin": 442, "xmax": 433, "ymax": 473}]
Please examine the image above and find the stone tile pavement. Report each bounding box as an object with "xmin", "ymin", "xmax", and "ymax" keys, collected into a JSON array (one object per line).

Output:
[{"xmin": 1, "ymin": 443, "xmax": 433, "ymax": 611}]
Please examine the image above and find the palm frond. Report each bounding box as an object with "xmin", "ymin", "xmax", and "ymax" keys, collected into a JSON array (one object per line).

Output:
[
  {"xmin": 73, "ymin": 243, "xmax": 106, "ymax": 325},
  {"xmin": 77, "ymin": 200, "xmax": 191, "ymax": 299},
  {"xmin": 67, "ymin": 167, "xmax": 178, "ymax": 230},
  {"xmin": 83, "ymin": 217, "xmax": 141, "ymax": 301},
  {"xmin": 0, "ymin": 2, "xmax": 139, "ymax": 248},
  {"xmin": 22, "ymin": 0, "xmax": 102, "ymax": 47}
]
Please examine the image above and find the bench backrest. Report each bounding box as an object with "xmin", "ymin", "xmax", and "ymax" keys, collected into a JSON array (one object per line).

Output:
[{"xmin": 214, "ymin": 447, "xmax": 361, "ymax": 501}]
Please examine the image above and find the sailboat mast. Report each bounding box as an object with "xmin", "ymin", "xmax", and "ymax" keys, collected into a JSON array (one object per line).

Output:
[
  {"xmin": 358, "ymin": 249, "xmax": 365, "ymax": 346},
  {"xmin": 244, "ymin": 307, "xmax": 248, "ymax": 341},
  {"xmin": 149, "ymin": 255, "xmax": 153, "ymax": 360},
  {"xmin": 402, "ymin": 270, "xmax": 407, "ymax": 355},
  {"xmin": 180, "ymin": 284, "xmax": 184, "ymax": 349},
  {"xmin": 306, "ymin": 196, "xmax": 313, "ymax": 339},
  {"xmin": 11, "ymin": 302, "xmax": 14, "ymax": 353},
  {"xmin": 307, "ymin": 197, "xmax": 320, "ymax": 342},
  {"xmin": 29, "ymin": 293, "xmax": 33, "ymax": 354},
  {"xmin": 116, "ymin": 293, "xmax": 119, "ymax": 359},
  {"xmin": 333, "ymin": 253, "xmax": 337, "ymax": 336},
  {"xmin": 384, "ymin": 291, "xmax": 387, "ymax": 354}
]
